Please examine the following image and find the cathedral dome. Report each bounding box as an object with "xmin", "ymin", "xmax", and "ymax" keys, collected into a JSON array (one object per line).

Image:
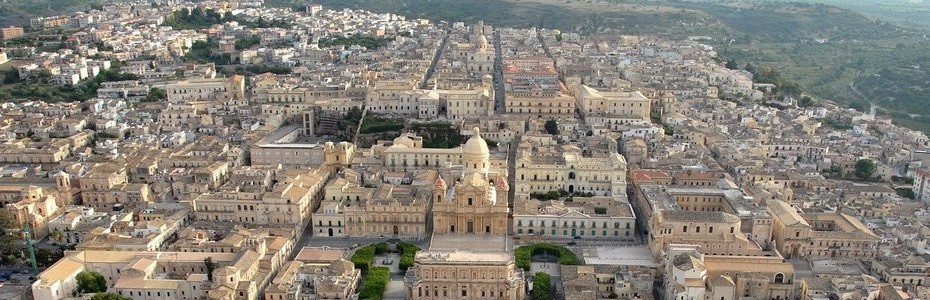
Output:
[{"xmin": 463, "ymin": 127, "xmax": 490, "ymax": 158}]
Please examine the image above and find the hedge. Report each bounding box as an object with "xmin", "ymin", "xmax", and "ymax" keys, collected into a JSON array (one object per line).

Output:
[
  {"xmin": 533, "ymin": 272, "xmax": 553, "ymax": 300},
  {"xmin": 397, "ymin": 241, "xmax": 421, "ymax": 271},
  {"xmin": 515, "ymin": 243, "xmax": 580, "ymax": 271},
  {"xmin": 374, "ymin": 242, "xmax": 390, "ymax": 255},
  {"xmin": 359, "ymin": 267, "xmax": 390, "ymax": 300},
  {"xmin": 351, "ymin": 242, "xmax": 390, "ymax": 272}
]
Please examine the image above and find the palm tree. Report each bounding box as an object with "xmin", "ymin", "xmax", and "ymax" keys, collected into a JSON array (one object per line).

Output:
[{"xmin": 50, "ymin": 229, "xmax": 64, "ymax": 245}]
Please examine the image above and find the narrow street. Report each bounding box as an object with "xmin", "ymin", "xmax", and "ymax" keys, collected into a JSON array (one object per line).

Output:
[
  {"xmin": 420, "ymin": 28, "xmax": 451, "ymax": 89},
  {"xmin": 493, "ymin": 29, "xmax": 505, "ymax": 114}
]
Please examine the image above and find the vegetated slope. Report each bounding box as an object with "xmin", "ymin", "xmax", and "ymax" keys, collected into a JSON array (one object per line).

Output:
[
  {"xmin": 0, "ymin": 0, "xmax": 102, "ymax": 27},
  {"xmin": 754, "ymin": 0, "xmax": 930, "ymax": 30},
  {"xmin": 278, "ymin": 0, "xmax": 730, "ymax": 37},
  {"xmin": 683, "ymin": 1, "xmax": 930, "ymax": 129},
  {"xmin": 282, "ymin": 0, "xmax": 930, "ymax": 132}
]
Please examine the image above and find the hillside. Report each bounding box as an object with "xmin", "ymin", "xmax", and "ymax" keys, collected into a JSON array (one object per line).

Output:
[
  {"xmin": 754, "ymin": 0, "xmax": 930, "ymax": 30},
  {"xmin": 0, "ymin": 0, "xmax": 102, "ymax": 27}
]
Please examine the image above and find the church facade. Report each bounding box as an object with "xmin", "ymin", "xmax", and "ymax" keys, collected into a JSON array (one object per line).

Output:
[{"xmin": 405, "ymin": 128, "xmax": 526, "ymax": 300}]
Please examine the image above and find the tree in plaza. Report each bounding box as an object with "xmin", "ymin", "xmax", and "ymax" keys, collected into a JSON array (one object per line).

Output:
[
  {"xmin": 533, "ymin": 272, "xmax": 554, "ymax": 300},
  {"xmin": 855, "ymin": 158, "xmax": 877, "ymax": 179}
]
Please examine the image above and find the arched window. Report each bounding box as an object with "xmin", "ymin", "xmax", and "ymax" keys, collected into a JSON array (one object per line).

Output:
[{"xmin": 774, "ymin": 273, "xmax": 785, "ymax": 284}]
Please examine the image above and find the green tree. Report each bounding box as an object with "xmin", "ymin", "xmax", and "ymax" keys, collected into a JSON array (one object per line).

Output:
[
  {"xmin": 725, "ymin": 59, "xmax": 738, "ymax": 69},
  {"xmin": 90, "ymin": 293, "xmax": 132, "ymax": 300},
  {"xmin": 75, "ymin": 271, "xmax": 107, "ymax": 294},
  {"xmin": 35, "ymin": 248, "xmax": 62, "ymax": 267},
  {"xmin": 798, "ymin": 96, "xmax": 815, "ymax": 107},
  {"xmin": 204, "ymin": 257, "xmax": 216, "ymax": 281},
  {"xmin": 544, "ymin": 119, "xmax": 559, "ymax": 135},
  {"xmin": 358, "ymin": 267, "xmax": 390, "ymax": 300},
  {"xmin": 144, "ymin": 87, "xmax": 167, "ymax": 102},
  {"xmin": 2, "ymin": 68, "xmax": 22, "ymax": 84},
  {"xmin": 533, "ymin": 272, "xmax": 553, "ymax": 300},
  {"xmin": 0, "ymin": 210, "xmax": 23, "ymax": 265},
  {"xmin": 855, "ymin": 158, "xmax": 877, "ymax": 179},
  {"xmin": 234, "ymin": 35, "xmax": 261, "ymax": 50},
  {"xmin": 50, "ymin": 229, "xmax": 64, "ymax": 244},
  {"xmin": 897, "ymin": 188, "xmax": 916, "ymax": 199},
  {"xmin": 397, "ymin": 242, "xmax": 421, "ymax": 271}
]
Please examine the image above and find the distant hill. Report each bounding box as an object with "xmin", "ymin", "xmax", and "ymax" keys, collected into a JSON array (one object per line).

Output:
[
  {"xmin": 754, "ymin": 0, "xmax": 930, "ymax": 30},
  {"xmin": 0, "ymin": 0, "xmax": 102, "ymax": 27}
]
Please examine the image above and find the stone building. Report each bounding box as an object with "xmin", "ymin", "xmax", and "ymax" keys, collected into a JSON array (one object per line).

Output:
[
  {"xmin": 768, "ymin": 199, "xmax": 881, "ymax": 259},
  {"xmin": 514, "ymin": 135, "xmax": 628, "ymax": 198},
  {"xmin": 405, "ymin": 128, "xmax": 526, "ymax": 300},
  {"xmin": 512, "ymin": 197, "xmax": 636, "ymax": 241},
  {"xmin": 665, "ymin": 246, "xmax": 795, "ymax": 300}
]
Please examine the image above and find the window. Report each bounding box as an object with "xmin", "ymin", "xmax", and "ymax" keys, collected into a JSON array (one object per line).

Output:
[
  {"xmin": 683, "ymin": 226, "xmax": 688, "ymax": 232},
  {"xmin": 774, "ymin": 273, "xmax": 785, "ymax": 284},
  {"xmin": 468, "ymin": 198, "xmax": 473, "ymax": 205}
]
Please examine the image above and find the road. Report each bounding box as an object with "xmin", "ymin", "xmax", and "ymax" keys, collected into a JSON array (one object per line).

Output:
[
  {"xmin": 493, "ymin": 29, "xmax": 505, "ymax": 114},
  {"xmin": 304, "ymin": 236, "xmax": 429, "ymax": 250},
  {"xmin": 420, "ymin": 28, "xmax": 450, "ymax": 89}
]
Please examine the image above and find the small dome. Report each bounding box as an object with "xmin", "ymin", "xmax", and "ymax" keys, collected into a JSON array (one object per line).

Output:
[
  {"xmin": 495, "ymin": 176, "xmax": 509, "ymax": 191},
  {"xmin": 463, "ymin": 127, "xmax": 490, "ymax": 158},
  {"xmin": 434, "ymin": 176, "xmax": 447, "ymax": 190}
]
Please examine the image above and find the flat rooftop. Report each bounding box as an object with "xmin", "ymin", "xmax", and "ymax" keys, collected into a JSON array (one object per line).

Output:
[
  {"xmin": 582, "ymin": 245, "xmax": 658, "ymax": 267},
  {"xmin": 428, "ymin": 234, "xmax": 511, "ymax": 252}
]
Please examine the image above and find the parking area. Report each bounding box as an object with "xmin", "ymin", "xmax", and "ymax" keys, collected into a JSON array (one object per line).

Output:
[{"xmin": 0, "ymin": 267, "xmax": 38, "ymax": 300}]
